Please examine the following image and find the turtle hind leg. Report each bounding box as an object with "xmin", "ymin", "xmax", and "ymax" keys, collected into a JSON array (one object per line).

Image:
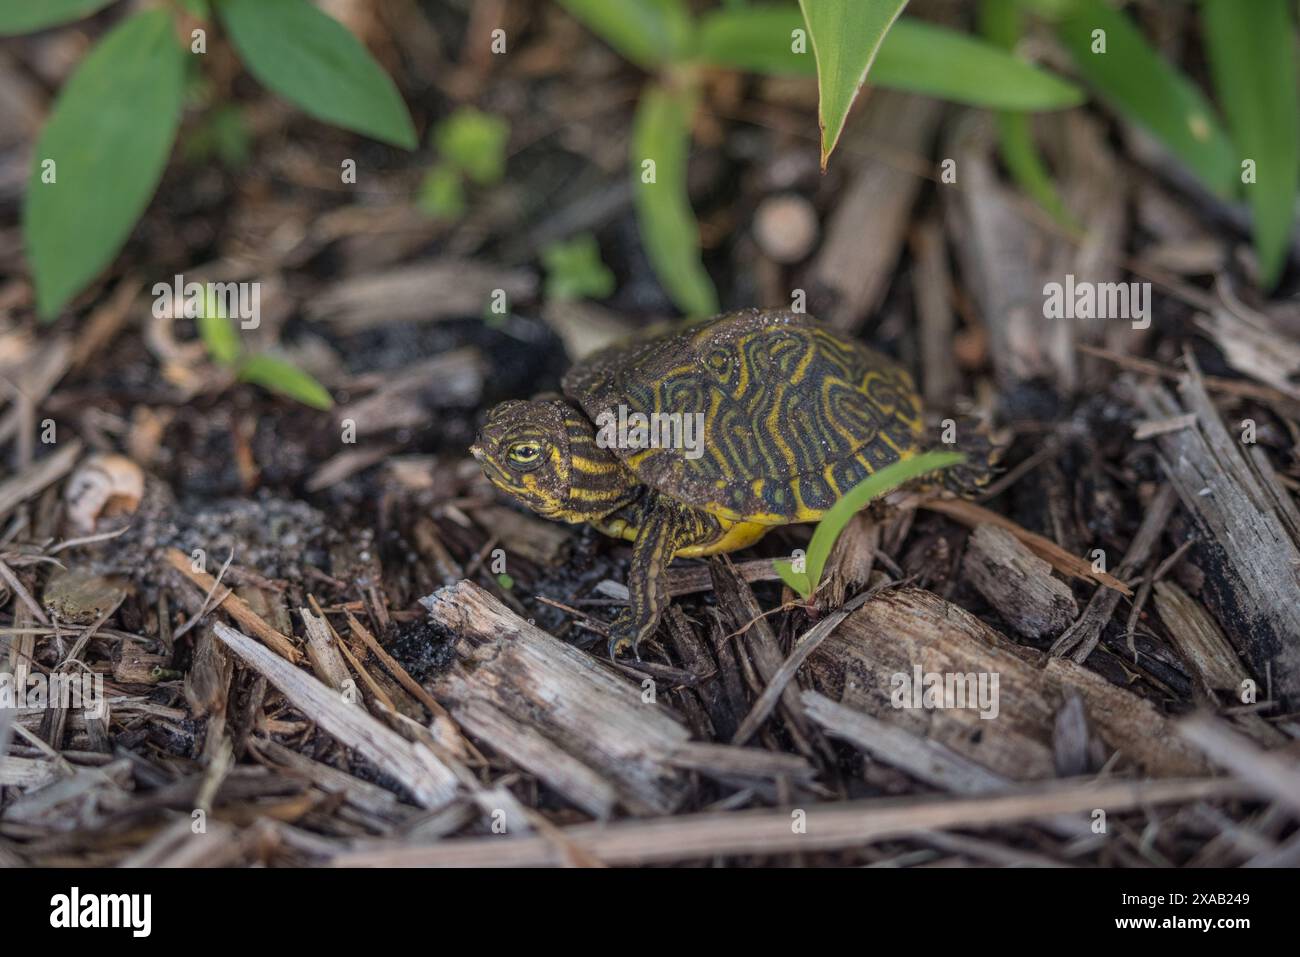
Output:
[{"xmin": 926, "ymin": 416, "xmax": 1001, "ymax": 497}]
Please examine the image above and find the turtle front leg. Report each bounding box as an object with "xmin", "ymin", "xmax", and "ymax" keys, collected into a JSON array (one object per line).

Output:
[{"xmin": 608, "ymin": 499, "xmax": 716, "ymax": 659}]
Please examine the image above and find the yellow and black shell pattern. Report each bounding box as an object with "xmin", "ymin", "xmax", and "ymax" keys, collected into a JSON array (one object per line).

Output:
[{"xmin": 561, "ymin": 309, "xmax": 925, "ymax": 525}]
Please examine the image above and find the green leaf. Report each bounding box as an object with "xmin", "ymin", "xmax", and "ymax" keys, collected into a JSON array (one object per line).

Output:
[
  {"xmin": 219, "ymin": 0, "xmax": 416, "ymax": 149},
  {"xmin": 872, "ymin": 19, "xmax": 1084, "ymax": 110},
  {"xmin": 979, "ymin": 0, "xmax": 1076, "ymax": 228},
  {"xmin": 695, "ymin": 6, "xmax": 816, "ymax": 73},
  {"xmin": 542, "ymin": 233, "xmax": 617, "ymax": 301},
  {"xmin": 797, "ymin": 0, "xmax": 910, "ymax": 168},
  {"xmin": 1202, "ymin": 0, "xmax": 1298, "ymax": 289},
  {"xmin": 695, "ymin": 9, "xmax": 1084, "ymax": 113},
  {"xmin": 417, "ymin": 163, "xmax": 466, "ymax": 219},
  {"xmin": 25, "ymin": 10, "xmax": 184, "ymax": 320},
  {"xmin": 0, "ymin": 0, "xmax": 116, "ymax": 35},
  {"xmin": 197, "ymin": 291, "xmax": 241, "ymax": 366},
  {"xmin": 1055, "ymin": 0, "xmax": 1236, "ymax": 196},
  {"xmin": 434, "ymin": 108, "xmax": 509, "ymax": 185},
  {"xmin": 631, "ymin": 82, "xmax": 718, "ymax": 317},
  {"xmin": 238, "ymin": 354, "xmax": 334, "ymax": 410},
  {"xmin": 554, "ymin": 0, "xmax": 692, "ymax": 70},
  {"xmin": 773, "ymin": 451, "xmax": 964, "ymax": 600}
]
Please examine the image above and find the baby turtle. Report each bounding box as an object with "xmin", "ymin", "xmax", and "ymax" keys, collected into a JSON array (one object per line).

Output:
[{"xmin": 472, "ymin": 309, "xmax": 991, "ymax": 656}]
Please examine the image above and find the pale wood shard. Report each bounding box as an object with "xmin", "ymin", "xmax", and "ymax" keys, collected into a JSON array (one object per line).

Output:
[
  {"xmin": 1131, "ymin": 361, "xmax": 1300, "ymax": 711},
  {"xmin": 1152, "ymin": 581, "xmax": 1252, "ymax": 697},
  {"xmin": 451, "ymin": 696, "xmax": 620, "ymax": 819},
  {"xmin": 211, "ymin": 622, "xmax": 458, "ymax": 810},
  {"xmin": 949, "ymin": 113, "xmax": 1130, "ymax": 393},
  {"xmin": 962, "ymin": 524, "xmax": 1078, "ymax": 638},
  {"xmin": 1178, "ymin": 714, "xmax": 1300, "ymax": 816},
  {"xmin": 307, "ymin": 260, "xmax": 537, "ymax": 332},
  {"xmin": 810, "ymin": 92, "xmax": 943, "ymax": 333},
  {"xmin": 801, "ymin": 587, "xmax": 1209, "ymax": 780},
  {"xmin": 331, "ymin": 776, "xmax": 1248, "ymax": 867},
  {"xmin": 911, "ymin": 217, "xmax": 960, "ymax": 409},
  {"xmin": 336, "ymin": 348, "xmax": 486, "ymax": 438},
  {"xmin": 1152, "ymin": 582, "xmax": 1284, "ymax": 747},
  {"xmin": 299, "ymin": 607, "xmax": 353, "ymax": 693},
  {"xmin": 119, "ymin": 816, "xmax": 244, "ymax": 868},
  {"xmin": 0, "ymin": 441, "xmax": 82, "ymax": 522},
  {"xmin": 802, "ymin": 690, "xmax": 1089, "ymax": 839},
  {"xmin": 421, "ymin": 580, "xmax": 691, "ymax": 816},
  {"xmin": 947, "ymin": 116, "xmax": 1053, "ymax": 387},
  {"xmin": 666, "ymin": 742, "xmax": 816, "ymax": 786},
  {"xmin": 918, "ymin": 496, "xmax": 1132, "ymax": 595}
]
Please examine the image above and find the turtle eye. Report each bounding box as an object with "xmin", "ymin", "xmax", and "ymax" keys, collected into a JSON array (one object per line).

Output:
[{"xmin": 507, "ymin": 441, "xmax": 544, "ymax": 469}]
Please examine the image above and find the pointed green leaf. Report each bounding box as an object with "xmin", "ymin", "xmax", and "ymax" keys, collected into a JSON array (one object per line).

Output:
[
  {"xmin": 1202, "ymin": 0, "xmax": 1298, "ymax": 288},
  {"xmin": 238, "ymin": 354, "xmax": 334, "ymax": 410},
  {"xmin": 1055, "ymin": 0, "xmax": 1236, "ymax": 195},
  {"xmin": 773, "ymin": 451, "xmax": 965, "ymax": 600},
  {"xmin": 695, "ymin": 8, "xmax": 1083, "ymax": 112},
  {"xmin": 0, "ymin": 0, "xmax": 116, "ymax": 35},
  {"xmin": 797, "ymin": 0, "xmax": 910, "ymax": 167},
  {"xmin": 25, "ymin": 10, "xmax": 184, "ymax": 319},
  {"xmin": 219, "ymin": 0, "xmax": 416, "ymax": 149},
  {"xmin": 631, "ymin": 82, "xmax": 718, "ymax": 316}
]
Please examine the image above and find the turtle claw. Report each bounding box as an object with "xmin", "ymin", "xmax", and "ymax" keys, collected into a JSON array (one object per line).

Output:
[{"xmin": 607, "ymin": 612, "xmax": 645, "ymax": 661}]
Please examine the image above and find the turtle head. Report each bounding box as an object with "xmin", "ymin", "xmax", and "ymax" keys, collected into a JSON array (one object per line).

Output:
[{"xmin": 471, "ymin": 399, "xmax": 635, "ymax": 523}]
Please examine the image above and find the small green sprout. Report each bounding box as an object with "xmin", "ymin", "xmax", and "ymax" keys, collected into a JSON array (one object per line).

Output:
[
  {"xmin": 541, "ymin": 234, "xmax": 616, "ymax": 302},
  {"xmin": 773, "ymin": 450, "xmax": 964, "ymax": 601},
  {"xmin": 418, "ymin": 108, "xmax": 510, "ymax": 220},
  {"xmin": 196, "ymin": 289, "xmax": 333, "ymax": 411}
]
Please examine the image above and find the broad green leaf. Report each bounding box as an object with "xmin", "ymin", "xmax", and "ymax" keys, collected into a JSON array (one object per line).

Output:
[
  {"xmin": 695, "ymin": 9, "xmax": 1084, "ymax": 113},
  {"xmin": 631, "ymin": 82, "xmax": 718, "ymax": 317},
  {"xmin": 554, "ymin": 0, "xmax": 692, "ymax": 70},
  {"xmin": 25, "ymin": 10, "xmax": 184, "ymax": 319},
  {"xmin": 434, "ymin": 108, "xmax": 509, "ymax": 185},
  {"xmin": 220, "ymin": 0, "xmax": 416, "ymax": 149},
  {"xmin": 0, "ymin": 0, "xmax": 115, "ymax": 35},
  {"xmin": 1202, "ymin": 0, "xmax": 1298, "ymax": 288},
  {"xmin": 797, "ymin": 0, "xmax": 910, "ymax": 168},
  {"xmin": 774, "ymin": 451, "xmax": 964, "ymax": 600},
  {"xmin": 1055, "ymin": 0, "xmax": 1236, "ymax": 195},
  {"xmin": 979, "ymin": 0, "xmax": 1075, "ymax": 228},
  {"xmin": 238, "ymin": 354, "xmax": 334, "ymax": 410},
  {"xmin": 695, "ymin": 6, "xmax": 816, "ymax": 74},
  {"xmin": 872, "ymin": 19, "xmax": 1084, "ymax": 110}
]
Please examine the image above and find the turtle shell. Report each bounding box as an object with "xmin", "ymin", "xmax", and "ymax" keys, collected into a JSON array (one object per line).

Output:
[{"xmin": 561, "ymin": 309, "xmax": 924, "ymax": 524}]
